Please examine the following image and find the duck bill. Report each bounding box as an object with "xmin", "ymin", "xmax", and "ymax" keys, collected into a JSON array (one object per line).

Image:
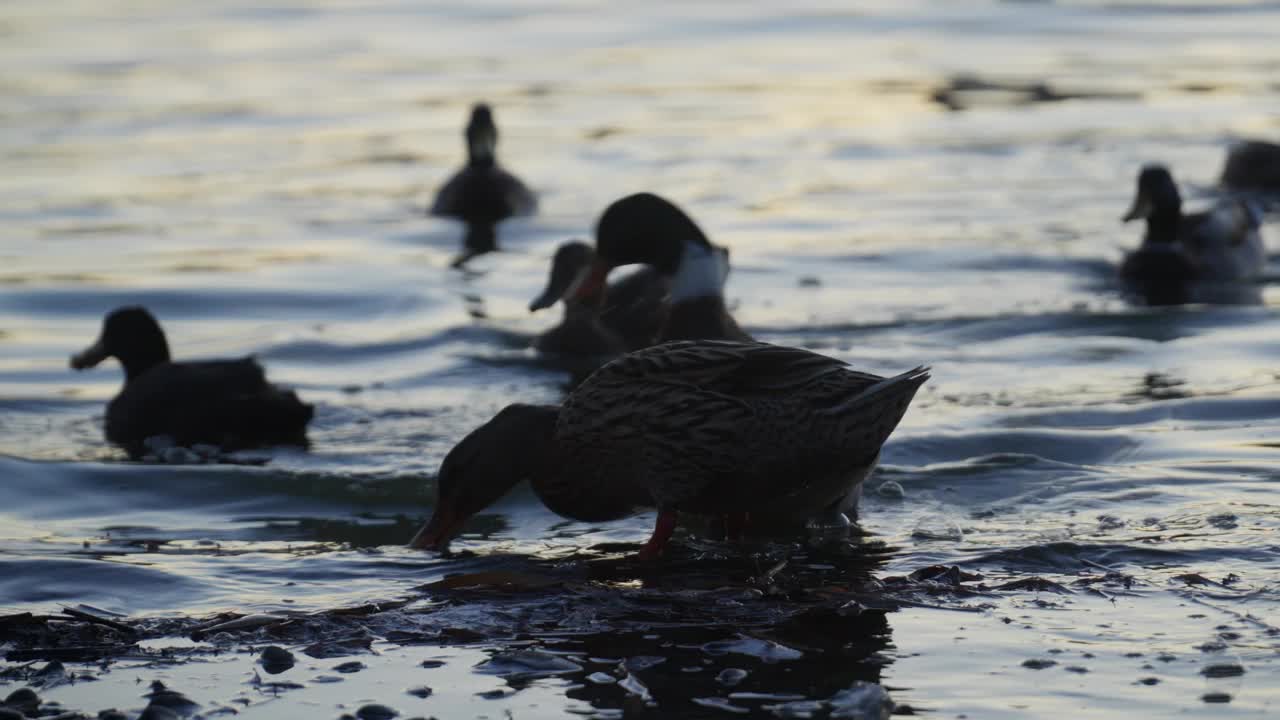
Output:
[
  {"xmin": 408, "ymin": 505, "xmax": 466, "ymax": 550},
  {"xmin": 565, "ymin": 260, "xmax": 612, "ymax": 304},
  {"xmin": 1122, "ymin": 193, "xmax": 1151, "ymax": 222},
  {"xmin": 70, "ymin": 339, "xmax": 108, "ymax": 370}
]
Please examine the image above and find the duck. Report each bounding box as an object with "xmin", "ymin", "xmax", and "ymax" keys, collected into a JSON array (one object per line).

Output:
[
  {"xmin": 527, "ymin": 240, "xmax": 669, "ymax": 363},
  {"xmin": 409, "ymin": 339, "xmax": 929, "ymax": 560},
  {"xmin": 1120, "ymin": 164, "xmax": 1265, "ymax": 305},
  {"xmin": 530, "ymin": 193, "xmax": 750, "ymax": 343},
  {"xmin": 1219, "ymin": 139, "xmax": 1280, "ymax": 192},
  {"xmin": 70, "ymin": 306, "xmax": 314, "ymax": 460},
  {"xmin": 430, "ymin": 103, "xmax": 537, "ymax": 267}
]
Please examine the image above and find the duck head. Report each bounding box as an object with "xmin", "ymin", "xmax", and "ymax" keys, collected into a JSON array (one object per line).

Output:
[
  {"xmin": 536, "ymin": 193, "xmax": 729, "ymax": 311},
  {"xmin": 465, "ymin": 103, "xmax": 498, "ymax": 167},
  {"xmin": 529, "ymin": 241, "xmax": 600, "ymax": 312},
  {"xmin": 1123, "ymin": 165, "xmax": 1183, "ymax": 240},
  {"xmin": 70, "ymin": 306, "xmax": 171, "ymax": 380},
  {"xmin": 409, "ymin": 404, "xmax": 558, "ymax": 551}
]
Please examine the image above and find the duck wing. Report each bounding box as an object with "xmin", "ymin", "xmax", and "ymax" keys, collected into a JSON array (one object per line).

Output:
[
  {"xmin": 1179, "ymin": 200, "xmax": 1265, "ymax": 280},
  {"xmin": 559, "ymin": 341, "xmax": 925, "ymax": 513}
]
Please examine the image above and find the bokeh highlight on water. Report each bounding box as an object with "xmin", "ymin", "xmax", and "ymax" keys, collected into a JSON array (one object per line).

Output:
[{"xmin": 2, "ymin": 0, "xmax": 1279, "ymax": 717}]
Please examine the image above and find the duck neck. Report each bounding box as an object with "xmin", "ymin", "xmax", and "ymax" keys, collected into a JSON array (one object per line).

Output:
[
  {"xmin": 669, "ymin": 240, "xmax": 728, "ymax": 303},
  {"xmin": 1143, "ymin": 211, "xmax": 1180, "ymax": 246},
  {"xmin": 118, "ymin": 333, "xmax": 171, "ymax": 381}
]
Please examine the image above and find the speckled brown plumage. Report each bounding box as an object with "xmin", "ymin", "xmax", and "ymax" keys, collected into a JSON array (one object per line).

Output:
[{"xmin": 410, "ymin": 340, "xmax": 929, "ymax": 558}]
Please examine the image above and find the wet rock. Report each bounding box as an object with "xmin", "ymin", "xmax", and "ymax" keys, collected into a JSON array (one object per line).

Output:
[
  {"xmin": 356, "ymin": 704, "xmax": 399, "ymax": 720},
  {"xmin": 586, "ymin": 672, "xmax": 617, "ymax": 684},
  {"xmin": 260, "ymin": 645, "xmax": 295, "ymax": 674},
  {"xmin": 333, "ymin": 661, "xmax": 366, "ymax": 674},
  {"xmin": 624, "ymin": 656, "xmax": 665, "ymax": 672},
  {"xmin": 828, "ymin": 681, "xmax": 893, "ymax": 719},
  {"xmin": 1137, "ymin": 677, "xmax": 1160, "ymax": 686},
  {"xmin": 3, "ymin": 688, "xmax": 39, "ymax": 715},
  {"xmin": 304, "ymin": 635, "xmax": 373, "ymax": 658},
  {"xmin": 144, "ymin": 681, "xmax": 198, "ymax": 714},
  {"xmin": 1021, "ymin": 659, "xmax": 1057, "ymax": 670},
  {"xmin": 475, "ymin": 689, "xmax": 509, "ymax": 700},
  {"xmin": 1064, "ymin": 666, "xmax": 1089, "ymax": 674},
  {"xmin": 1202, "ymin": 692, "xmax": 1232, "ymax": 704},
  {"xmin": 138, "ymin": 706, "xmax": 180, "ymax": 720},
  {"xmin": 406, "ymin": 686, "xmax": 433, "ymax": 698},
  {"xmin": 32, "ymin": 660, "xmax": 67, "ymax": 688},
  {"xmin": 0, "ymin": 708, "xmax": 25, "ymax": 720},
  {"xmin": 476, "ymin": 649, "xmax": 582, "ymax": 680},
  {"xmin": 98, "ymin": 711, "xmax": 128, "ymax": 720},
  {"xmin": 1201, "ymin": 663, "xmax": 1245, "ymax": 678},
  {"xmin": 418, "ymin": 660, "xmax": 445, "ymax": 669},
  {"xmin": 702, "ymin": 636, "xmax": 803, "ymax": 663},
  {"xmin": 717, "ymin": 668, "xmax": 749, "ymax": 687}
]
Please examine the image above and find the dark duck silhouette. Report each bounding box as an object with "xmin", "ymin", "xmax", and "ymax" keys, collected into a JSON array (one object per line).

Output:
[
  {"xmin": 1219, "ymin": 139, "xmax": 1280, "ymax": 193},
  {"xmin": 1120, "ymin": 165, "xmax": 1265, "ymax": 306},
  {"xmin": 70, "ymin": 306, "xmax": 314, "ymax": 460},
  {"xmin": 527, "ymin": 240, "xmax": 669, "ymax": 366},
  {"xmin": 409, "ymin": 340, "xmax": 929, "ymax": 560},
  {"xmin": 430, "ymin": 103, "xmax": 537, "ymax": 267},
  {"xmin": 530, "ymin": 192, "xmax": 749, "ymax": 342}
]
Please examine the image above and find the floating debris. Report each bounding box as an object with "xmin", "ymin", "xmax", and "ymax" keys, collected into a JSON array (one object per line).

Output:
[
  {"xmin": 693, "ymin": 696, "xmax": 751, "ymax": 714},
  {"xmin": 702, "ymin": 636, "xmax": 803, "ymax": 663},
  {"xmin": 476, "ymin": 648, "xmax": 582, "ymax": 680}
]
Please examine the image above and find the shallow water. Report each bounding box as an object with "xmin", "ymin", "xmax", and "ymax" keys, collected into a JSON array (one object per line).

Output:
[{"xmin": 3, "ymin": 0, "xmax": 1280, "ymax": 717}]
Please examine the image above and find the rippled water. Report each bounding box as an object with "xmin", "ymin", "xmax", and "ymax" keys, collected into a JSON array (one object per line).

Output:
[{"xmin": 3, "ymin": 0, "xmax": 1280, "ymax": 717}]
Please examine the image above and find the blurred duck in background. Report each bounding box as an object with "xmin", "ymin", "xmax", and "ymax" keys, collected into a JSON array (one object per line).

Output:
[
  {"xmin": 528, "ymin": 240, "xmax": 668, "ymax": 372},
  {"xmin": 531, "ymin": 192, "xmax": 749, "ymax": 343},
  {"xmin": 70, "ymin": 306, "xmax": 314, "ymax": 460},
  {"xmin": 1120, "ymin": 164, "xmax": 1265, "ymax": 306},
  {"xmin": 430, "ymin": 103, "xmax": 537, "ymax": 267},
  {"xmin": 1219, "ymin": 139, "xmax": 1280, "ymax": 193}
]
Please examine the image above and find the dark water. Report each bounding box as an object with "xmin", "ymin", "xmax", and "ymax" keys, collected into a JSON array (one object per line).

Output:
[{"xmin": 3, "ymin": 0, "xmax": 1280, "ymax": 717}]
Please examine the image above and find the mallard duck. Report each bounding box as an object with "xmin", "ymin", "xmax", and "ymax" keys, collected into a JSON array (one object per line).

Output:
[
  {"xmin": 1219, "ymin": 140, "xmax": 1280, "ymax": 192},
  {"xmin": 1121, "ymin": 164, "xmax": 1265, "ymax": 305},
  {"xmin": 409, "ymin": 340, "xmax": 929, "ymax": 560},
  {"xmin": 70, "ymin": 306, "xmax": 314, "ymax": 460},
  {"xmin": 430, "ymin": 103, "xmax": 537, "ymax": 267},
  {"xmin": 528, "ymin": 240, "xmax": 669, "ymax": 361},
  {"xmin": 531, "ymin": 193, "xmax": 750, "ymax": 342}
]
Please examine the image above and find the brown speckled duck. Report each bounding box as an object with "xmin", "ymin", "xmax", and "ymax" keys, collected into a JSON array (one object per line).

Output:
[
  {"xmin": 409, "ymin": 340, "xmax": 929, "ymax": 560},
  {"xmin": 528, "ymin": 240, "xmax": 669, "ymax": 362},
  {"xmin": 430, "ymin": 103, "xmax": 537, "ymax": 267},
  {"xmin": 531, "ymin": 193, "xmax": 750, "ymax": 343}
]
